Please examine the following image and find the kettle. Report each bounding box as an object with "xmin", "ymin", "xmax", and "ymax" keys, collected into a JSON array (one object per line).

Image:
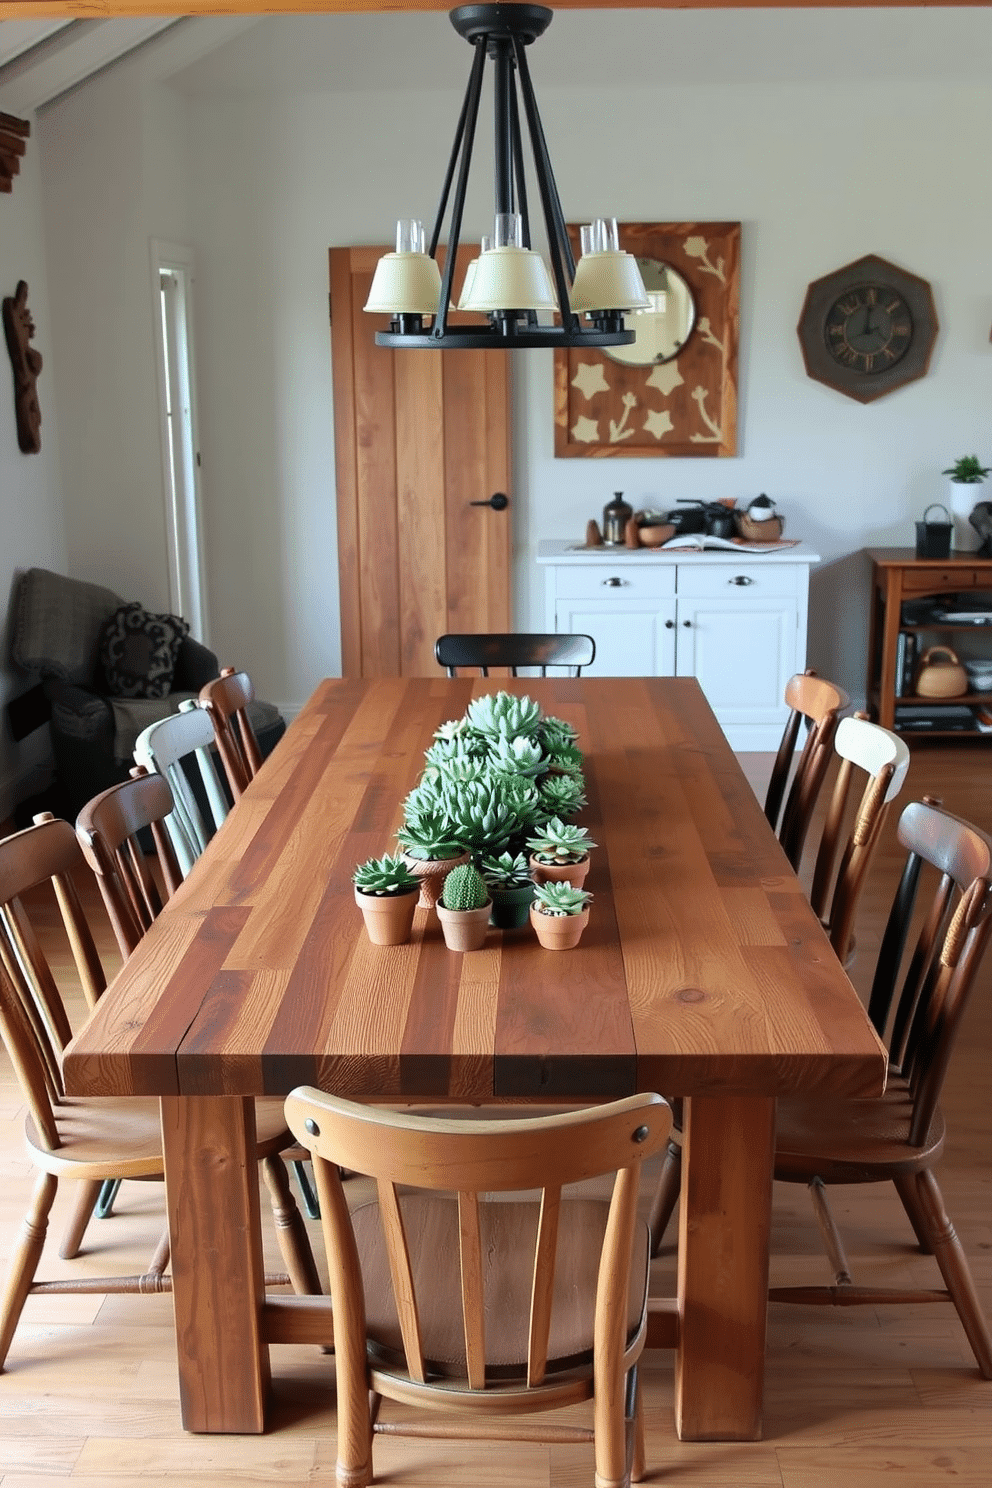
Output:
[
  {"xmin": 602, "ymin": 492, "xmax": 633, "ymax": 545},
  {"xmin": 914, "ymin": 646, "xmax": 968, "ymax": 699}
]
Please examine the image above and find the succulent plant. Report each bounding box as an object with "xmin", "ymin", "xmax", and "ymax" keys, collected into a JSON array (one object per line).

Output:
[
  {"xmin": 943, "ymin": 456, "xmax": 990, "ymax": 484},
  {"xmin": 532, "ymin": 880, "xmax": 592, "ymax": 917},
  {"xmin": 539, "ymin": 773, "xmax": 587, "ymax": 819},
  {"xmin": 465, "ymin": 691, "xmax": 542, "ymax": 740},
  {"xmin": 353, "ymin": 854, "xmax": 421, "ymax": 897},
  {"xmin": 448, "ymin": 779, "xmax": 519, "ymax": 857},
  {"xmin": 440, "ymin": 863, "xmax": 490, "ymax": 912},
  {"xmin": 537, "ymin": 715, "xmax": 579, "ymax": 752},
  {"xmin": 396, "ymin": 804, "xmax": 464, "ymax": 861},
  {"xmin": 486, "ymin": 735, "xmax": 546, "ymax": 778},
  {"xmin": 526, "ymin": 816, "xmax": 597, "ymax": 865},
  {"xmin": 480, "ymin": 851, "xmax": 533, "ymax": 890},
  {"xmin": 544, "ymin": 742, "xmax": 584, "ymax": 776}
]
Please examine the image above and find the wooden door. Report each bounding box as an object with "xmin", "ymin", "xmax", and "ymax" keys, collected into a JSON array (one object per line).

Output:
[{"xmin": 329, "ymin": 245, "xmax": 512, "ymax": 678}]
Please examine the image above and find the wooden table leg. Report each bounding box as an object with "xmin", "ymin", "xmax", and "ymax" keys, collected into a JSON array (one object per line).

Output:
[
  {"xmin": 674, "ymin": 1093, "xmax": 775, "ymax": 1441},
  {"xmin": 161, "ymin": 1095, "xmax": 270, "ymax": 1433}
]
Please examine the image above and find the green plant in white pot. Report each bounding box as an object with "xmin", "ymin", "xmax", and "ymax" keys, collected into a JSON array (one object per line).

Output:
[
  {"xmin": 530, "ymin": 880, "xmax": 592, "ymax": 951},
  {"xmin": 943, "ymin": 456, "xmax": 990, "ymax": 553},
  {"xmin": 480, "ymin": 851, "xmax": 535, "ymax": 930},
  {"xmin": 436, "ymin": 863, "xmax": 492, "ymax": 952},
  {"xmin": 353, "ymin": 854, "xmax": 421, "ymax": 946}
]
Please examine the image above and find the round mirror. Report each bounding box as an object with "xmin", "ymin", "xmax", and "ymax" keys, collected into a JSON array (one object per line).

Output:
[{"xmin": 604, "ymin": 258, "xmax": 696, "ymax": 367}]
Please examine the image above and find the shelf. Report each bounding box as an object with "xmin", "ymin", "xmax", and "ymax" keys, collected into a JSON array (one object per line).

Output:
[{"xmin": 900, "ymin": 622, "xmax": 992, "ymax": 633}]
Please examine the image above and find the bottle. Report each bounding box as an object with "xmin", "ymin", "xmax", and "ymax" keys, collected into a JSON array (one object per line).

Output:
[{"xmin": 602, "ymin": 492, "xmax": 633, "ymax": 545}]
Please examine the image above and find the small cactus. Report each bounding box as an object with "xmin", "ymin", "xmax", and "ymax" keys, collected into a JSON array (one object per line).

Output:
[{"xmin": 440, "ymin": 863, "xmax": 490, "ymax": 912}]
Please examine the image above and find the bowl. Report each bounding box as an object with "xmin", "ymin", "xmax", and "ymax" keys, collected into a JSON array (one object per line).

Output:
[
  {"xmin": 637, "ymin": 523, "xmax": 675, "ymax": 548},
  {"xmin": 964, "ymin": 660, "xmax": 992, "ymax": 693}
]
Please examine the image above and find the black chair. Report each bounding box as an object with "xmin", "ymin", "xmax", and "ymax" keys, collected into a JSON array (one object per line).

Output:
[{"xmin": 435, "ymin": 632, "xmax": 595, "ymax": 677}]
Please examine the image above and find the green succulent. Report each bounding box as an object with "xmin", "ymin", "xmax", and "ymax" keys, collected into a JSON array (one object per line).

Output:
[
  {"xmin": 526, "ymin": 816, "xmax": 597, "ymax": 865},
  {"xmin": 532, "ymin": 880, "xmax": 592, "ymax": 917},
  {"xmin": 448, "ymin": 779, "xmax": 519, "ymax": 856},
  {"xmin": 539, "ymin": 774, "xmax": 587, "ymax": 819},
  {"xmin": 544, "ymin": 742, "xmax": 584, "ymax": 776},
  {"xmin": 537, "ymin": 715, "xmax": 579, "ymax": 752},
  {"xmin": 440, "ymin": 863, "xmax": 490, "ymax": 911},
  {"xmin": 486, "ymin": 735, "xmax": 546, "ymax": 778},
  {"xmin": 480, "ymin": 851, "xmax": 533, "ymax": 890},
  {"xmin": 465, "ymin": 691, "xmax": 542, "ymax": 740},
  {"xmin": 429, "ymin": 753, "xmax": 489, "ymax": 785},
  {"xmin": 396, "ymin": 803, "xmax": 464, "ymax": 861},
  {"xmin": 353, "ymin": 854, "xmax": 420, "ymax": 897},
  {"xmin": 943, "ymin": 456, "xmax": 990, "ymax": 484}
]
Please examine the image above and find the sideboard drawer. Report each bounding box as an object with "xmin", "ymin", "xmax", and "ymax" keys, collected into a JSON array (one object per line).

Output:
[
  {"xmin": 677, "ymin": 562, "xmax": 805, "ymax": 598},
  {"xmin": 553, "ymin": 564, "xmax": 676, "ymax": 600},
  {"xmin": 901, "ymin": 566, "xmax": 989, "ymax": 593}
]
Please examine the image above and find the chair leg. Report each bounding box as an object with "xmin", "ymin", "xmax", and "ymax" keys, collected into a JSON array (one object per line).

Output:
[
  {"xmin": 59, "ymin": 1178, "xmax": 104, "ymax": 1260},
  {"xmin": 630, "ymin": 1366, "xmax": 646, "ymax": 1484},
  {"xmin": 594, "ymin": 1352, "xmax": 631, "ymax": 1488},
  {"xmin": 808, "ymin": 1176, "xmax": 852, "ymax": 1287},
  {"xmin": 893, "ymin": 1172, "xmax": 935, "ymax": 1255},
  {"xmin": 648, "ymin": 1138, "xmax": 682, "ymax": 1257},
  {"xmin": 0, "ymin": 1170, "xmax": 58, "ymax": 1370},
  {"xmin": 291, "ymin": 1158, "xmax": 320, "ymax": 1220},
  {"xmin": 912, "ymin": 1169, "xmax": 992, "ymax": 1379},
  {"xmin": 260, "ymin": 1156, "xmax": 323, "ymax": 1296},
  {"xmin": 96, "ymin": 1178, "xmax": 122, "ymax": 1218}
]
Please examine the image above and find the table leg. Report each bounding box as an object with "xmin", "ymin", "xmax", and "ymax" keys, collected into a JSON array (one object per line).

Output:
[
  {"xmin": 674, "ymin": 1093, "xmax": 775, "ymax": 1441},
  {"xmin": 161, "ymin": 1095, "xmax": 270, "ymax": 1433}
]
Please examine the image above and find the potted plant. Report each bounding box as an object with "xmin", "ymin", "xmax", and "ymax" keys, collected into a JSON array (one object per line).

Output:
[
  {"xmin": 435, "ymin": 863, "xmax": 492, "ymax": 951},
  {"xmin": 396, "ymin": 802, "xmax": 469, "ymax": 909},
  {"xmin": 353, "ymin": 854, "xmax": 421, "ymax": 946},
  {"xmin": 526, "ymin": 816, "xmax": 597, "ymax": 887},
  {"xmin": 480, "ymin": 851, "xmax": 535, "ymax": 930},
  {"xmin": 943, "ymin": 456, "xmax": 991, "ymax": 553},
  {"xmin": 529, "ymin": 880, "xmax": 592, "ymax": 951}
]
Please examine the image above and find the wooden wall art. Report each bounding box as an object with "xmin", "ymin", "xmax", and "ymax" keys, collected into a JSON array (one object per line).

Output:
[
  {"xmin": 3, "ymin": 280, "xmax": 43, "ymax": 454},
  {"xmin": 554, "ymin": 221, "xmax": 740, "ymax": 459},
  {"xmin": 0, "ymin": 113, "xmax": 30, "ymax": 195}
]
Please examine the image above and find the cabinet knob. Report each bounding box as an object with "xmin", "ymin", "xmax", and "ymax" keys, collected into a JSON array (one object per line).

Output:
[
  {"xmin": 729, "ymin": 574, "xmax": 755, "ymax": 586},
  {"xmin": 664, "ymin": 619, "xmax": 675, "ymax": 629},
  {"xmin": 602, "ymin": 576, "xmax": 628, "ymax": 588},
  {"xmin": 682, "ymin": 619, "xmax": 692, "ymax": 627}
]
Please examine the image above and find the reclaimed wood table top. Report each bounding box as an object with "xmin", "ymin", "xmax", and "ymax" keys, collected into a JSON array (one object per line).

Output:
[{"xmin": 64, "ymin": 676, "xmax": 886, "ymax": 1107}]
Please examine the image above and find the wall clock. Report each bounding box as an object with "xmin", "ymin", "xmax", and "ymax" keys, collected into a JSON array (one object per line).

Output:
[{"xmin": 797, "ymin": 254, "xmax": 938, "ymax": 404}]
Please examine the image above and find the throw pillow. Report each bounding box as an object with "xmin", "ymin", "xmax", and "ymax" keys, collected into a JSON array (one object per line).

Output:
[{"xmin": 99, "ymin": 604, "xmax": 190, "ymax": 699}]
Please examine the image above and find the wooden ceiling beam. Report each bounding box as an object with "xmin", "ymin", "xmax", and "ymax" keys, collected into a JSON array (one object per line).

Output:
[{"xmin": 0, "ymin": 0, "xmax": 988, "ymax": 19}]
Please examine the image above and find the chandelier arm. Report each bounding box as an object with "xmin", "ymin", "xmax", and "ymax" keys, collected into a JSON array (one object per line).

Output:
[
  {"xmin": 493, "ymin": 39, "xmax": 514, "ymax": 221},
  {"xmin": 433, "ymin": 35, "xmax": 487, "ymax": 337},
  {"xmin": 507, "ymin": 65, "xmax": 531, "ymax": 248},
  {"xmin": 511, "ymin": 35, "xmax": 578, "ymax": 329}
]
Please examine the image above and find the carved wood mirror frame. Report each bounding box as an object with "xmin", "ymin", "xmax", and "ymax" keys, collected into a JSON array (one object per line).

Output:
[{"xmin": 553, "ymin": 221, "xmax": 740, "ymax": 459}]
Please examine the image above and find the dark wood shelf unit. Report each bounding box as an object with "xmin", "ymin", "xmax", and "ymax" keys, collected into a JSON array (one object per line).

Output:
[{"xmin": 866, "ymin": 548, "xmax": 992, "ymax": 738}]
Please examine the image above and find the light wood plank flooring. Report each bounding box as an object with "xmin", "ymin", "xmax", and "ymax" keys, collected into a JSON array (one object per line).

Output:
[{"xmin": 1, "ymin": 743, "xmax": 990, "ymax": 1486}]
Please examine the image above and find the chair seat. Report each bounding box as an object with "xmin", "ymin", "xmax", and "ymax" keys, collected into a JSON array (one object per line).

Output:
[
  {"xmin": 775, "ymin": 1075, "xmax": 946, "ymax": 1184},
  {"xmin": 352, "ymin": 1194, "xmax": 649, "ymax": 1378},
  {"xmin": 25, "ymin": 1097, "xmax": 165, "ymax": 1178}
]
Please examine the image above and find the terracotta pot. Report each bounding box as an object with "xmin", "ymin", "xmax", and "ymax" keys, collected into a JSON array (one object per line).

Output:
[
  {"xmin": 528, "ymin": 853, "xmax": 590, "ymax": 889},
  {"xmin": 354, "ymin": 885, "xmax": 419, "ymax": 946},
  {"xmin": 530, "ymin": 903, "xmax": 590, "ymax": 951},
  {"xmin": 401, "ymin": 850, "xmax": 470, "ymax": 909},
  {"xmin": 436, "ymin": 901, "xmax": 492, "ymax": 952},
  {"xmin": 488, "ymin": 881, "xmax": 536, "ymax": 930}
]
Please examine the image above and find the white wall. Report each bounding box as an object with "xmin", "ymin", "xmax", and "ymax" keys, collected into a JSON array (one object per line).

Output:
[
  {"xmin": 0, "ymin": 126, "xmax": 65, "ymax": 817},
  {"xmin": 33, "ymin": 11, "xmax": 992, "ymax": 716}
]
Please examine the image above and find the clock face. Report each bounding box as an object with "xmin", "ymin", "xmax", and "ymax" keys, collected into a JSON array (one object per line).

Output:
[
  {"xmin": 797, "ymin": 255, "xmax": 938, "ymax": 404},
  {"xmin": 824, "ymin": 284, "xmax": 914, "ymax": 375}
]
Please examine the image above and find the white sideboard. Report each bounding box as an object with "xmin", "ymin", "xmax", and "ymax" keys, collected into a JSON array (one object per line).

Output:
[{"xmin": 537, "ymin": 539, "xmax": 821, "ymax": 751}]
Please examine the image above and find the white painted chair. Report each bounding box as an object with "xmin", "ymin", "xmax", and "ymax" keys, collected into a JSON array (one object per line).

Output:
[{"xmin": 132, "ymin": 701, "xmax": 229, "ymax": 877}]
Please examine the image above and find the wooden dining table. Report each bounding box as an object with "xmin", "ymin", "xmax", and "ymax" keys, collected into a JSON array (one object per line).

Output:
[{"xmin": 63, "ymin": 676, "xmax": 886, "ymax": 1443}]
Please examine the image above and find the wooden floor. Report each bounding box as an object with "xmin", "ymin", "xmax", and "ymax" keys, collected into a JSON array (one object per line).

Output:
[{"xmin": 2, "ymin": 742, "xmax": 991, "ymax": 1486}]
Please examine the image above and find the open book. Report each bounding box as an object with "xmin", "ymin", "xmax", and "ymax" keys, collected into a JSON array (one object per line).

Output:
[{"xmin": 660, "ymin": 533, "xmax": 801, "ymax": 553}]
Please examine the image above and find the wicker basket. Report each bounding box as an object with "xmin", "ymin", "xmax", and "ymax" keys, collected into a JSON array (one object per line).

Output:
[{"xmin": 735, "ymin": 511, "xmax": 784, "ymax": 543}]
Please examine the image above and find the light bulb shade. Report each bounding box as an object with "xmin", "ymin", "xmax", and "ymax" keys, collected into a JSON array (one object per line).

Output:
[
  {"xmin": 457, "ymin": 257, "xmax": 479, "ymax": 311},
  {"xmin": 461, "ymin": 246, "xmax": 557, "ymax": 314},
  {"xmin": 364, "ymin": 252, "xmax": 443, "ymax": 315},
  {"xmin": 569, "ymin": 251, "xmax": 650, "ymax": 314}
]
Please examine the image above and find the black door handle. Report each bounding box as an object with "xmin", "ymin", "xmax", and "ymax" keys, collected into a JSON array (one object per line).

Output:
[{"xmin": 469, "ymin": 492, "xmax": 509, "ymax": 511}]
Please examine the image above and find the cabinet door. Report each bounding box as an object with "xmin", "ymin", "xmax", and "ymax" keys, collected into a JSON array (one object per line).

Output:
[
  {"xmin": 675, "ymin": 595, "xmax": 798, "ymax": 722},
  {"xmin": 555, "ymin": 598, "xmax": 677, "ymax": 676}
]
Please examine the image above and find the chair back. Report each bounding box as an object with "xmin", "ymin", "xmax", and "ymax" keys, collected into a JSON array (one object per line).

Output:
[
  {"xmin": 285, "ymin": 1091, "xmax": 670, "ymax": 1395},
  {"xmin": 133, "ymin": 700, "xmax": 229, "ymax": 876},
  {"xmin": 75, "ymin": 773, "xmax": 183, "ymax": 958},
  {"xmin": 0, "ymin": 817, "xmax": 111, "ymax": 1150},
  {"xmin": 767, "ymin": 669, "xmax": 850, "ymax": 870},
  {"xmin": 809, "ymin": 714, "xmax": 911, "ymax": 961},
  {"xmin": 199, "ymin": 666, "xmax": 263, "ymax": 799},
  {"xmin": 435, "ymin": 632, "xmax": 595, "ymax": 677},
  {"xmin": 866, "ymin": 800, "xmax": 992, "ymax": 1147}
]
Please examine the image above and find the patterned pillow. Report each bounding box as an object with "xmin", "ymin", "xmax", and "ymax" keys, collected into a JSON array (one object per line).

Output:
[{"xmin": 99, "ymin": 604, "xmax": 190, "ymax": 699}]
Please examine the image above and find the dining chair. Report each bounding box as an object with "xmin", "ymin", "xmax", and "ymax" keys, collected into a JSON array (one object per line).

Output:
[
  {"xmin": 132, "ymin": 700, "xmax": 229, "ymax": 877},
  {"xmin": 0, "ymin": 816, "xmax": 319, "ymax": 1370},
  {"xmin": 199, "ymin": 665, "xmax": 264, "ymax": 800},
  {"xmin": 769, "ymin": 799, "xmax": 992, "ymax": 1377},
  {"xmin": 435, "ymin": 632, "xmax": 596, "ymax": 676},
  {"xmin": 765, "ymin": 669, "xmax": 850, "ymax": 871},
  {"xmin": 283, "ymin": 1089, "xmax": 671, "ymax": 1488}
]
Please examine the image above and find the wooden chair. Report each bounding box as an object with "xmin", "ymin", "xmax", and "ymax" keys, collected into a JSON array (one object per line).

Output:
[
  {"xmin": 199, "ymin": 666, "xmax": 263, "ymax": 800},
  {"xmin": 133, "ymin": 700, "xmax": 229, "ymax": 877},
  {"xmin": 768, "ymin": 800, "xmax": 992, "ymax": 1377},
  {"xmin": 284, "ymin": 1089, "xmax": 671, "ymax": 1488},
  {"xmin": 765, "ymin": 669, "xmax": 850, "ymax": 871},
  {"xmin": 0, "ymin": 816, "xmax": 318, "ymax": 1370},
  {"xmin": 435, "ymin": 632, "xmax": 596, "ymax": 677}
]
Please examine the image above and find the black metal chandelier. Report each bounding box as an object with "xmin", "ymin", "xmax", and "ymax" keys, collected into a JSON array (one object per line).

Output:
[{"xmin": 364, "ymin": 4, "xmax": 647, "ymax": 350}]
